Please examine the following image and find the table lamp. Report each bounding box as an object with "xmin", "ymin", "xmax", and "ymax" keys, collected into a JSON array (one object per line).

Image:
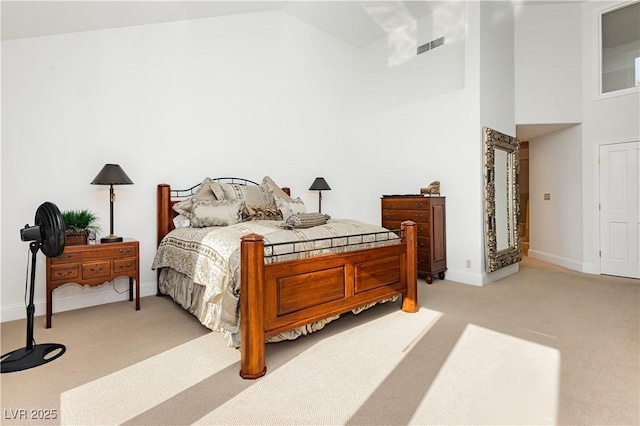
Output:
[
  {"xmin": 309, "ymin": 177, "xmax": 331, "ymax": 213},
  {"xmin": 91, "ymin": 164, "xmax": 133, "ymax": 243}
]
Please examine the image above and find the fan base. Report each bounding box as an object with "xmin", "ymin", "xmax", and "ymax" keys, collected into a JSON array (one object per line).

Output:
[
  {"xmin": 1, "ymin": 343, "xmax": 66, "ymax": 373},
  {"xmin": 100, "ymin": 235, "xmax": 123, "ymax": 243}
]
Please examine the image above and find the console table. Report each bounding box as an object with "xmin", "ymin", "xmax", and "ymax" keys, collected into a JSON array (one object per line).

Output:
[{"xmin": 45, "ymin": 239, "xmax": 139, "ymax": 328}]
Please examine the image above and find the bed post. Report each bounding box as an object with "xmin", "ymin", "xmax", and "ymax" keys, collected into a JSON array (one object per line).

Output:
[
  {"xmin": 157, "ymin": 184, "xmax": 171, "ymax": 296},
  {"xmin": 157, "ymin": 184, "xmax": 172, "ymax": 246},
  {"xmin": 240, "ymin": 233, "xmax": 267, "ymax": 379},
  {"xmin": 401, "ymin": 220, "xmax": 419, "ymax": 313}
]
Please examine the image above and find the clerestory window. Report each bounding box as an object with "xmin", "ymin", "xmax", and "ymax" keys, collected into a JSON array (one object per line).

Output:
[{"xmin": 600, "ymin": 1, "xmax": 640, "ymax": 94}]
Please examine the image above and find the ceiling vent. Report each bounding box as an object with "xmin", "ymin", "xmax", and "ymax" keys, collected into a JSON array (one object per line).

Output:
[{"xmin": 417, "ymin": 36, "xmax": 445, "ymax": 56}]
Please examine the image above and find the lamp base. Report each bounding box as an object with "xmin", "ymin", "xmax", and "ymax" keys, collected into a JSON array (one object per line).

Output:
[{"xmin": 100, "ymin": 235, "xmax": 123, "ymax": 243}]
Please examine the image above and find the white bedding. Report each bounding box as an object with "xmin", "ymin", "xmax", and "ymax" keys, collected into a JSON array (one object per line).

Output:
[{"xmin": 152, "ymin": 218, "xmax": 400, "ymax": 346}]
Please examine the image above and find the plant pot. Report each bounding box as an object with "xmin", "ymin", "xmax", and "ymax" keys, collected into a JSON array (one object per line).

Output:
[{"xmin": 65, "ymin": 233, "xmax": 87, "ymax": 246}]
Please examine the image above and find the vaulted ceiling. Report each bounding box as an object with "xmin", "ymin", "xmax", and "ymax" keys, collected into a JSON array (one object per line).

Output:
[
  {"xmin": 2, "ymin": 0, "xmax": 594, "ymax": 141},
  {"xmin": 1, "ymin": 1, "xmax": 449, "ymax": 46}
]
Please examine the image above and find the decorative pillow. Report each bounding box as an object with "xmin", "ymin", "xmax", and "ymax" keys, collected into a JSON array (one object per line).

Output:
[
  {"xmin": 242, "ymin": 204, "xmax": 283, "ymax": 221},
  {"xmin": 219, "ymin": 182, "xmax": 274, "ymax": 207},
  {"xmin": 172, "ymin": 214, "xmax": 191, "ymax": 229},
  {"xmin": 173, "ymin": 177, "xmax": 224, "ymax": 219},
  {"xmin": 275, "ymin": 195, "xmax": 307, "ymax": 218},
  {"xmin": 173, "ymin": 198, "xmax": 195, "ymax": 219},
  {"xmin": 261, "ymin": 176, "xmax": 293, "ymax": 201},
  {"xmin": 281, "ymin": 213, "xmax": 331, "ymax": 229},
  {"xmin": 209, "ymin": 181, "xmax": 225, "ymax": 200},
  {"xmin": 190, "ymin": 198, "xmax": 244, "ymax": 228}
]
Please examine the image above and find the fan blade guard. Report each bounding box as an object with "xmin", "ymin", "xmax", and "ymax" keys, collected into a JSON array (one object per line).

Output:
[{"xmin": 35, "ymin": 202, "xmax": 66, "ymax": 258}]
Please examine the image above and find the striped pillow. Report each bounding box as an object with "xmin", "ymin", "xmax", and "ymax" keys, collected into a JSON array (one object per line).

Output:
[{"xmin": 281, "ymin": 213, "xmax": 331, "ymax": 229}]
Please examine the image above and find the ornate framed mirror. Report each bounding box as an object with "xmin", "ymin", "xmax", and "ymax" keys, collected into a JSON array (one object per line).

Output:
[{"xmin": 483, "ymin": 126, "xmax": 522, "ymax": 273}]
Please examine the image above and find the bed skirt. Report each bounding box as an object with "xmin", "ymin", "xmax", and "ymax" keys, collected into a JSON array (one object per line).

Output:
[{"xmin": 158, "ymin": 267, "xmax": 397, "ymax": 347}]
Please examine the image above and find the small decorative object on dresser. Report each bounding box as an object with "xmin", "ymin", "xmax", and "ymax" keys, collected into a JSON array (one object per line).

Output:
[
  {"xmin": 381, "ymin": 195, "xmax": 447, "ymax": 284},
  {"xmin": 420, "ymin": 181, "xmax": 440, "ymax": 196}
]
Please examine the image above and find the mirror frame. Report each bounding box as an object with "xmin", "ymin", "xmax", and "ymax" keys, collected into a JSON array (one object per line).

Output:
[{"xmin": 483, "ymin": 126, "xmax": 522, "ymax": 273}]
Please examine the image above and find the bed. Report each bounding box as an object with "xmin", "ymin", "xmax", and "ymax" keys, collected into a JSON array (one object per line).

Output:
[{"xmin": 153, "ymin": 176, "xmax": 418, "ymax": 379}]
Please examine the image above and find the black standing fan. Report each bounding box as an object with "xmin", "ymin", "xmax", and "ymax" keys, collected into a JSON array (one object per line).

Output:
[{"xmin": 1, "ymin": 202, "xmax": 67, "ymax": 373}]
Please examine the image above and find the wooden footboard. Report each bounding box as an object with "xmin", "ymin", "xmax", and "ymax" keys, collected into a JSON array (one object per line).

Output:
[{"xmin": 240, "ymin": 221, "xmax": 417, "ymax": 379}]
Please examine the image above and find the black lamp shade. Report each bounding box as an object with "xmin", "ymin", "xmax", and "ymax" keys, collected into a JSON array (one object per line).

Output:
[
  {"xmin": 309, "ymin": 177, "xmax": 331, "ymax": 191},
  {"xmin": 91, "ymin": 164, "xmax": 133, "ymax": 185}
]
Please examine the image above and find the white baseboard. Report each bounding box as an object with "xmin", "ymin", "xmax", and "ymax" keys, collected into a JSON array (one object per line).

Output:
[
  {"xmin": 527, "ymin": 250, "xmax": 586, "ymax": 273},
  {"xmin": 481, "ymin": 262, "xmax": 519, "ymax": 285},
  {"xmin": 443, "ymin": 269, "xmax": 485, "ymax": 286},
  {"xmin": 428, "ymin": 265, "xmax": 521, "ymax": 287},
  {"xmin": 0, "ymin": 280, "xmax": 158, "ymax": 323}
]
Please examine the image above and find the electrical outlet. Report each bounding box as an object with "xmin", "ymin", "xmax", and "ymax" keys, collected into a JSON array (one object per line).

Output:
[
  {"xmin": 544, "ymin": 193, "xmax": 551, "ymax": 200},
  {"xmin": 465, "ymin": 260, "xmax": 471, "ymax": 268}
]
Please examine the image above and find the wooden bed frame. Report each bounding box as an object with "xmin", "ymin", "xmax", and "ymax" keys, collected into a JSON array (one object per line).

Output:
[{"xmin": 157, "ymin": 181, "xmax": 418, "ymax": 379}]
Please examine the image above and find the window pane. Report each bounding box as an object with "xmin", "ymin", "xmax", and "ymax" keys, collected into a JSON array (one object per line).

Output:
[{"xmin": 601, "ymin": 2, "xmax": 640, "ymax": 94}]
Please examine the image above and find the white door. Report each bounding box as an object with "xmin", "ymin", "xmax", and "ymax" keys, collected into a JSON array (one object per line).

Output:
[{"xmin": 599, "ymin": 141, "xmax": 640, "ymax": 278}]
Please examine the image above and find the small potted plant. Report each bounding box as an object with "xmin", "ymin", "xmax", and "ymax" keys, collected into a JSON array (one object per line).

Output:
[{"xmin": 61, "ymin": 209, "xmax": 101, "ymax": 245}]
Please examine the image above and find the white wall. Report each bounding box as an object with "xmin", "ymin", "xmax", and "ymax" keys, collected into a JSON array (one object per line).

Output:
[
  {"xmin": 0, "ymin": 11, "xmax": 358, "ymax": 321},
  {"xmin": 349, "ymin": 1, "xmax": 466, "ymax": 119},
  {"xmin": 343, "ymin": 1, "xmax": 514, "ymax": 285},
  {"xmin": 514, "ymin": 0, "xmax": 639, "ymax": 273},
  {"xmin": 514, "ymin": 2, "xmax": 583, "ymax": 125},
  {"xmin": 580, "ymin": 0, "xmax": 640, "ymax": 273},
  {"xmin": 528, "ymin": 125, "xmax": 584, "ymax": 270},
  {"xmin": 11, "ymin": 0, "xmax": 625, "ymax": 320},
  {"xmin": 2, "ymin": 4, "xmax": 498, "ymax": 321},
  {"xmin": 478, "ymin": 0, "xmax": 518, "ymax": 283},
  {"xmin": 514, "ymin": 1, "xmax": 584, "ymax": 271},
  {"xmin": 344, "ymin": 1, "xmax": 489, "ymax": 285},
  {"xmin": 480, "ymin": 0, "xmax": 515, "ymax": 137},
  {"xmin": 344, "ymin": 1, "xmax": 521, "ymax": 285}
]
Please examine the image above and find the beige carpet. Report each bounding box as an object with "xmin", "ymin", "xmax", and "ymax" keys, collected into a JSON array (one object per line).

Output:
[{"xmin": 1, "ymin": 257, "xmax": 638, "ymax": 425}]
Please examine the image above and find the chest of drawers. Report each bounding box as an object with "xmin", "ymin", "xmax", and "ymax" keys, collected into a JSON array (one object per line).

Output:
[
  {"xmin": 381, "ymin": 196, "xmax": 446, "ymax": 284},
  {"xmin": 45, "ymin": 239, "xmax": 139, "ymax": 327}
]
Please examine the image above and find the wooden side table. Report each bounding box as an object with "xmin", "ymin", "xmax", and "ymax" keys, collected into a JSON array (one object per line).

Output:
[{"xmin": 45, "ymin": 239, "xmax": 139, "ymax": 328}]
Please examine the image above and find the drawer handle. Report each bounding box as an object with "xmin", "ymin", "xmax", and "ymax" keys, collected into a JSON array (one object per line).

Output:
[
  {"xmin": 418, "ymin": 242, "xmax": 425, "ymax": 248},
  {"xmin": 56, "ymin": 270, "xmax": 72, "ymax": 278},
  {"xmin": 63, "ymin": 253, "xmax": 73, "ymax": 260},
  {"xmin": 418, "ymin": 259, "xmax": 425, "ymax": 265},
  {"xmin": 413, "ymin": 214, "xmax": 425, "ymax": 220},
  {"xmin": 385, "ymin": 214, "xmax": 395, "ymax": 220},
  {"xmin": 418, "ymin": 227, "xmax": 425, "ymax": 233},
  {"xmin": 90, "ymin": 266, "xmax": 104, "ymax": 273},
  {"xmin": 119, "ymin": 262, "xmax": 132, "ymax": 269},
  {"xmin": 119, "ymin": 248, "xmax": 131, "ymax": 255},
  {"xmin": 413, "ymin": 202, "xmax": 424, "ymax": 208}
]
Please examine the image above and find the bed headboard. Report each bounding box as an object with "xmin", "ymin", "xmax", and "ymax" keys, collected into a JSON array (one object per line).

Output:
[{"xmin": 157, "ymin": 178, "xmax": 290, "ymax": 246}]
